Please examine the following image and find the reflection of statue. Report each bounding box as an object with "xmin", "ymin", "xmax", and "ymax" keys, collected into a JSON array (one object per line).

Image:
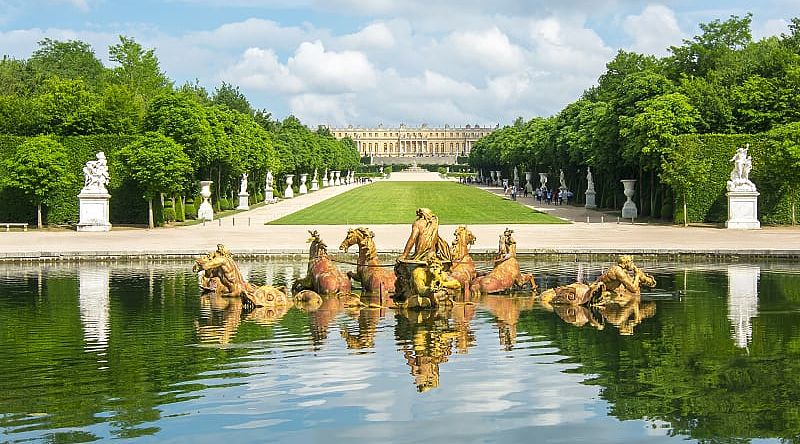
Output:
[
  {"xmin": 400, "ymin": 208, "xmax": 452, "ymax": 262},
  {"xmin": 239, "ymin": 173, "xmax": 248, "ymax": 194},
  {"xmin": 395, "ymin": 308, "xmax": 459, "ymax": 392},
  {"xmin": 82, "ymin": 152, "xmax": 110, "ymax": 193},
  {"xmin": 470, "ymin": 228, "xmax": 535, "ymax": 294},
  {"xmin": 727, "ymin": 144, "xmax": 756, "ymax": 191}
]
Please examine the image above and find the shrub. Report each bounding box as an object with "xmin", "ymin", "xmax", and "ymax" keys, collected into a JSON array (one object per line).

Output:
[{"xmin": 175, "ymin": 197, "xmax": 185, "ymax": 222}]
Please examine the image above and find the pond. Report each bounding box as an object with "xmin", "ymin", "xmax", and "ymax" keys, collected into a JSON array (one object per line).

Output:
[{"xmin": 1, "ymin": 259, "xmax": 799, "ymax": 443}]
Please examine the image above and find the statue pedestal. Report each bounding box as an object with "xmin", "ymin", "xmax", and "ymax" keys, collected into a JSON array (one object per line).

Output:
[
  {"xmin": 726, "ymin": 190, "xmax": 760, "ymax": 229},
  {"xmin": 236, "ymin": 192, "xmax": 250, "ymax": 210},
  {"xmin": 311, "ymin": 178, "xmax": 319, "ymax": 191},
  {"xmin": 77, "ymin": 192, "xmax": 112, "ymax": 232},
  {"xmin": 585, "ymin": 190, "xmax": 596, "ymax": 209},
  {"xmin": 299, "ymin": 174, "xmax": 308, "ymax": 194}
]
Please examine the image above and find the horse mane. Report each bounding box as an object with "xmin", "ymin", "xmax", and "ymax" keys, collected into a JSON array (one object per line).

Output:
[{"xmin": 355, "ymin": 227, "xmax": 378, "ymax": 261}]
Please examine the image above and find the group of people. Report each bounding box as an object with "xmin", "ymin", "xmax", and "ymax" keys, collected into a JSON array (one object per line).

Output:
[{"xmin": 533, "ymin": 188, "xmax": 573, "ymax": 205}]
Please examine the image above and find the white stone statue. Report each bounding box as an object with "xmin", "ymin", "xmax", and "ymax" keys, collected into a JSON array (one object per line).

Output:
[
  {"xmin": 239, "ymin": 173, "xmax": 248, "ymax": 195},
  {"xmin": 559, "ymin": 169, "xmax": 567, "ymax": 190},
  {"xmin": 586, "ymin": 167, "xmax": 594, "ymax": 192},
  {"xmin": 727, "ymin": 144, "xmax": 756, "ymax": 192},
  {"xmin": 266, "ymin": 170, "xmax": 273, "ymax": 188},
  {"xmin": 82, "ymin": 152, "xmax": 110, "ymax": 194}
]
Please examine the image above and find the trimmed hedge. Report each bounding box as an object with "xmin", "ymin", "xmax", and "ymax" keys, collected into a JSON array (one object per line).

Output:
[
  {"xmin": 674, "ymin": 133, "xmax": 793, "ymax": 224},
  {"xmin": 0, "ymin": 134, "xmax": 159, "ymax": 226}
]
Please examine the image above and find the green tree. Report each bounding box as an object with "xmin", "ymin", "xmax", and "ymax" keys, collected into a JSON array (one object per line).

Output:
[
  {"xmin": 1, "ymin": 136, "xmax": 71, "ymax": 228},
  {"xmin": 36, "ymin": 77, "xmax": 102, "ymax": 135},
  {"xmin": 118, "ymin": 132, "xmax": 192, "ymax": 228},
  {"xmin": 0, "ymin": 56, "xmax": 35, "ymax": 96},
  {"xmin": 28, "ymin": 38, "xmax": 107, "ymax": 91},
  {"xmin": 144, "ymin": 91, "xmax": 214, "ymax": 172},
  {"xmin": 108, "ymin": 36, "xmax": 171, "ymax": 104},
  {"xmin": 212, "ymin": 82, "xmax": 252, "ymax": 115}
]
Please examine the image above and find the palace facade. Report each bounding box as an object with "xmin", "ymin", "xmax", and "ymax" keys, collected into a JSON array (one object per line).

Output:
[{"xmin": 328, "ymin": 124, "xmax": 495, "ymax": 159}]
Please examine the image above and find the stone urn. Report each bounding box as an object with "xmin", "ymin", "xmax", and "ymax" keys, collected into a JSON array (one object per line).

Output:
[
  {"xmin": 490, "ymin": 170, "xmax": 496, "ymax": 185},
  {"xmin": 284, "ymin": 174, "xmax": 295, "ymax": 199},
  {"xmin": 198, "ymin": 180, "xmax": 214, "ymax": 221},
  {"xmin": 299, "ymin": 173, "xmax": 308, "ymax": 194},
  {"xmin": 495, "ymin": 170, "xmax": 502, "ymax": 186},
  {"xmin": 621, "ymin": 179, "xmax": 638, "ymax": 219},
  {"xmin": 329, "ymin": 170, "xmax": 336, "ymax": 186},
  {"xmin": 538, "ymin": 172, "xmax": 548, "ymax": 191},
  {"xmin": 334, "ymin": 170, "xmax": 342, "ymax": 186}
]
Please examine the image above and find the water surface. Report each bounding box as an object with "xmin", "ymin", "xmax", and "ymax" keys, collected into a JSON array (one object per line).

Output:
[{"xmin": 1, "ymin": 259, "xmax": 799, "ymax": 443}]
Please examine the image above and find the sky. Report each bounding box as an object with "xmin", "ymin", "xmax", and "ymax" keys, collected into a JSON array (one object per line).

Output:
[{"xmin": 0, "ymin": 0, "xmax": 796, "ymax": 128}]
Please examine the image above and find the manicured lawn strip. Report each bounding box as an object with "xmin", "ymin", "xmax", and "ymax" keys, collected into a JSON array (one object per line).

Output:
[{"xmin": 268, "ymin": 181, "xmax": 568, "ymax": 225}]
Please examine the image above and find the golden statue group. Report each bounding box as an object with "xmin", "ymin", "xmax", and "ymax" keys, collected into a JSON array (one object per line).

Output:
[
  {"xmin": 193, "ymin": 207, "xmax": 655, "ymax": 309},
  {"xmin": 192, "ymin": 208, "xmax": 660, "ymax": 389}
]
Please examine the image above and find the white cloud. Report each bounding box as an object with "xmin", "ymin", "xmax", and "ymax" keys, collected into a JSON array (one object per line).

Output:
[
  {"xmin": 623, "ymin": 4, "xmax": 684, "ymax": 56},
  {"xmin": 339, "ymin": 22, "xmax": 395, "ymax": 50},
  {"xmin": 288, "ymin": 40, "xmax": 377, "ymax": 92},
  {"xmin": 445, "ymin": 27, "xmax": 526, "ymax": 73}
]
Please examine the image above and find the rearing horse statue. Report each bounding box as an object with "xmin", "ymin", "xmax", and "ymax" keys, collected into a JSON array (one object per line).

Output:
[
  {"xmin": 294, "ymin": 230, "xmax": 352, "ymax": 295},
  {"xmin": 449, "ymin": 225, "xmax": 477, "ymax": 290},
  {"xmin": 470, "ymin": 228, "xmax": 536, "ymax": 295},
  {"xmin": 339, "ymin": 227, "xmax": 397, "ymax": 295}
]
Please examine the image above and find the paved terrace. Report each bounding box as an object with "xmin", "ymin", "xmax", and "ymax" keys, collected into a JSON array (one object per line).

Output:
[{"xmin": 1, "ymin": 170, "xmax": 799, "ymax": 260}]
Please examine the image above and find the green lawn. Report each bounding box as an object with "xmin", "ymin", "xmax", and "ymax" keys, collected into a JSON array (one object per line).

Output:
[{"xmin": 268, "ymin": 181, "xmax": 568, "ymax": 225}]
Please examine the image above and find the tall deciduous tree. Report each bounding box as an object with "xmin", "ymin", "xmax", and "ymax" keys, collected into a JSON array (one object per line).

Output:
[
  {"xmin": 212, "ymin": 82, "xmax": 252, "ymax": 115},
  {"xmin": 108, "ymin": 36, "xmax": 172, "ymax": 103},
  {"xmin": 119, "ymin": 132, "xmax": 192, "ymax": 228},
  {"xmin": 28, "ymin": 38, "xmax": 107, "ymax": 91},
  {"xmin": 1, "ymin": 136, "xmax": 71, "ymax": 228}
]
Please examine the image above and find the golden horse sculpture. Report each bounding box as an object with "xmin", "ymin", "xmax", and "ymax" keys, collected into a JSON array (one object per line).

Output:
[
  {"xmin": 193, "ymin": 244, "xmax": 290, "ymax": 308},
  {"xmin": 540, "ymin": 255, "xmax": 656, "ymax": 306},
  {"xmin": 470, "ymin": 228, "xmax": 536, "ymax": 295},
  {"xmin": 339, "ymin": 227, "xmax": 397, "ymax": 296},
  {"xmin": 448, "ymin": 225, "xmax": 477, "ymax": 292},
  {"xmin": 294, "ymin": 230, "xmax": 352, "ymax": 295}
]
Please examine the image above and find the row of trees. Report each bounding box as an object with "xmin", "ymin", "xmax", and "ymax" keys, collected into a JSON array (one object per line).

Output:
[
  {"xmin": 0, "ymin": 37, "xmax": 359, "ymax": 227},
  {"xmin": 469, "ymin": 15, "xmax": 800, "ymax": 224}
]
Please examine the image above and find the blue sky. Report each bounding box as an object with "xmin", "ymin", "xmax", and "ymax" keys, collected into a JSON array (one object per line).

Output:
[{"xmin": 1, "ymin": 0, "xmax": 796, "ymax": 127}]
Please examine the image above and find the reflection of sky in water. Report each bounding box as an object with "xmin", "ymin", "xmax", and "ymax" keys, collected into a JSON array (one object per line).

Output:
[
  {"xmin": 5, "ymin": 260, "xmax": 796, "ymax": 443},
  {"xmin": 157, "ymin": 311, "xmax": 679, "ymax": 443}
]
